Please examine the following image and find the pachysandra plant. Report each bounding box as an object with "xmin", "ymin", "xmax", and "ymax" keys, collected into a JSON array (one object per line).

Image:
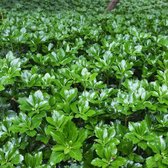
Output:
[{"xmin": 0, "ymin": 0, "xmax": 167, "ymax": 167}]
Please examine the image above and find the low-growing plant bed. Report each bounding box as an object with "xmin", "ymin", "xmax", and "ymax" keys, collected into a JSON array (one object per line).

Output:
[{"xmin": 0, "ymin": 0, "xmax": 168, "ymax": 167}]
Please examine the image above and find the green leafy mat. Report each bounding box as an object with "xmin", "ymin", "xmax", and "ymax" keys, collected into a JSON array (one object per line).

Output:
[{"xmin": 0, "ymin": 0, "xmax": 168, "ymax": 167}]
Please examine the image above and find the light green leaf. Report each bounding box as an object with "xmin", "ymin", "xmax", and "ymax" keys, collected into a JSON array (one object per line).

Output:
[
  {"xmin": 50, "ymin": 151, "xmax": 64, "ymax": 165},
  {"xmin": 69, "ymin": 149, "xmax": 82, "ymax": 161}
]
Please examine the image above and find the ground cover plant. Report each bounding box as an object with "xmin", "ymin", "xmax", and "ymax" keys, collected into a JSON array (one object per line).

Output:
[{"xmin": 0, "ymin": 0, "xmax": 168, "ymax": 167}]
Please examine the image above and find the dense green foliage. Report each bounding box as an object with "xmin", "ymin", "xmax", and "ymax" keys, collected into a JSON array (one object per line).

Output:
[{"xmin": 0, "ymin": 0, "xmax": 168, "ymax": 167}]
